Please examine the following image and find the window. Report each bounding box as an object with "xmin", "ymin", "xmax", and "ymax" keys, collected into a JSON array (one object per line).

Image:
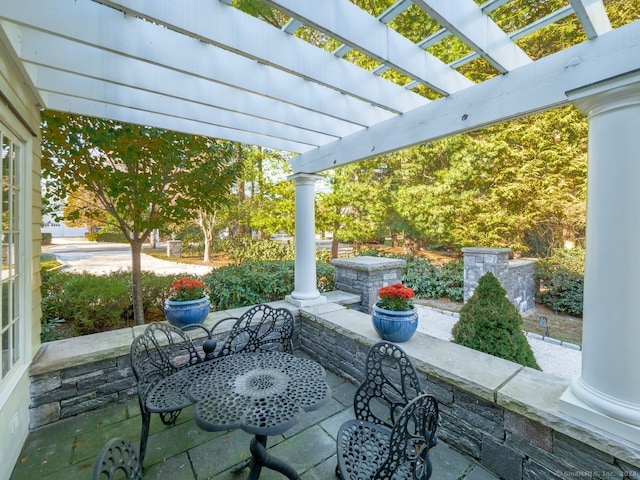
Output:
[{"xmin": 1, "ymin": 128, "xmax": 21, "ymax": 382}]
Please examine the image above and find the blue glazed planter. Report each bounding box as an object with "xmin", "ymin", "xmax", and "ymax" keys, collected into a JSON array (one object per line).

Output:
[
  {"xmin": 371, "ymin": 304, "xmax": 419, "ymax": 343},
  {"xmin": 163, "ymin": 296, "xmax": 210, "ymax": 328}
]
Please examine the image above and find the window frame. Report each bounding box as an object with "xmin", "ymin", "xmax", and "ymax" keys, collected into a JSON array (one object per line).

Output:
[{"xmin": 0, "ymin": 116, "xmax": 31, "ymax": 398}]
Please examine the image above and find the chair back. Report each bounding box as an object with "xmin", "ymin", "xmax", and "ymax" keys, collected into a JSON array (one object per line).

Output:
[
  {"xmin": 93, "ymin": 438, "xmax": 142, "ymax": 480},
  {"xmin": 374, "ymin": 394, "xmax": 439, "ymax": 480},
  {"xmin": 215, "ymin": 304, "xmax": 295, "ymax": 357},
  {"xmin": 130, "ymin": 323, "xmax": 204, "ymax": 404},
  {"xmin": 353, "ymin": 342, "xmax": 424, "ymax": 428}
]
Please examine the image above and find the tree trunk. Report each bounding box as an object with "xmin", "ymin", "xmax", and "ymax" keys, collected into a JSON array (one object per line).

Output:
[
  {"xmin": 331, "ymin": 237, "xmax": 339, "ymax": 259},
  {"xmin": 130, "ymin": 238, "xmax": 145, "ymax": 326},
  {"xmin": 197, "ymin": 210, "xmax": 215, "ymax": 264},
  {"xmin": 391, "ymin": 232, "xmax": 398, "ymax": 248}
]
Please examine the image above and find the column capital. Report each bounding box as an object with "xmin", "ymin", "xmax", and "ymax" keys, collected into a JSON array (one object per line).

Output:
[
  {"xmin": 567, "ymin": 71, "xmax": 640, "ymax": 116},
  {"xmin": 287, "ymin": 173, "xmax": 322, "ymax": 185}
]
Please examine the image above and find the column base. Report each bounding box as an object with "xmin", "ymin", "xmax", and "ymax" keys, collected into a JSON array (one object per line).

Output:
[
  {"xmin": 285, "ymin": 294, "xmax": 327, "ymax": 308},
  {"xmin": 560, "ymin": 384, "xmax": 640, "ymax": 445}
]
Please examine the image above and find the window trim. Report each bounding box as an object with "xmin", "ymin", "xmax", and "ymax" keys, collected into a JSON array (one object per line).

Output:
[{"xmin": 0, "ymin": 111, "xmax": 33, "ymax": 398}]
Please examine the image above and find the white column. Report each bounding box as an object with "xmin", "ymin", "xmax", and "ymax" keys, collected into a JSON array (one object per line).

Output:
[
  {"xmin": 560, "ymin": 73, "xmax": 640, "ymax": 445},
  {"xmin": 285, "ymin": 173, "xmax": 326, "ymax": 307}
]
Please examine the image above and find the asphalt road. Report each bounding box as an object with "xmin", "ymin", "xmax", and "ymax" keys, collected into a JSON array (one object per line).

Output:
[{"xmin": 43, "ymin": 237, "xmax": 213, "ymax": 275}]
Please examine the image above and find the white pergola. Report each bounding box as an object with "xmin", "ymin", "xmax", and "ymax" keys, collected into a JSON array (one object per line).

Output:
[{"xmin": 2, "ymin": 0, "xmax": 640, "ymax": 448}]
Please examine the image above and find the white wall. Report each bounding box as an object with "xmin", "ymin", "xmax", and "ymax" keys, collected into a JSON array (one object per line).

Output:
[{"xmin": 0, "ymin": 28, "xmax": 43, "ymax": 480}]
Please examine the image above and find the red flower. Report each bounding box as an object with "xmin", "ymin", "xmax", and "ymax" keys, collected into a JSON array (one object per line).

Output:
[
  {"xmin": 170, "ymin": 277, "xmax": 207, "ymax": 301},
  {"xmin": 377, "ymin": 283, "xmax": 415, "ymax": 311}
]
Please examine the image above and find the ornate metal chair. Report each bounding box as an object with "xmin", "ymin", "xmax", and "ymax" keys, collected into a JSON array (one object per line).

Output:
[
  {"xmin": 336, "ymin": 393, "xmax": 439, "ymax": 480},
  {"xmin": 130, "ymin": 322, "xmax": 216, "ymax": 467},
  {"xmin": 210, "ymin": 303, "xmax": 295, "ymax": 357},
  {"xmin": 335, "ymin": 341, "xmax": 438, "ymax": 479},
  {"xmin": 93, "ymin": 438, "xmax": 142, "ymax": 480},
  {"xmin": 353, "ymin": 341, "xmax": 425, "ymax": 428}
]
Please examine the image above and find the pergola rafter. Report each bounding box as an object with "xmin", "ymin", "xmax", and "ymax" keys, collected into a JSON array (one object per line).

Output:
[{"xmin": 0, "ymin": 0, "xmax": 635, "ymax": 170}]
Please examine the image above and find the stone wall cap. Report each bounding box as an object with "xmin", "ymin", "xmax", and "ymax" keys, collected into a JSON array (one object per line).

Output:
[
  {"xmin": 509, "ymin": 258, "xmax": 537, "ymax": 266},
  {"xmin": 330, "ymin": 256, "xmax": 406, "ymax": 271},
  {"xmin": 462, "ymin": 247, "xmax": 512, "ymax": 254}
]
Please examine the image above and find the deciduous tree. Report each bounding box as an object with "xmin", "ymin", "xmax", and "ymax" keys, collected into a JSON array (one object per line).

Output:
[{"xmin": 41, "ymin": 111, "xmax": 238, "ymax": 324}]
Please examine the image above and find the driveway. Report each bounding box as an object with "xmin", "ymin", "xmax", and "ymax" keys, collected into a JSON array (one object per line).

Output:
[{"xmin": 43, "ymin": 237, "xmax": 214, "ymax": 275}]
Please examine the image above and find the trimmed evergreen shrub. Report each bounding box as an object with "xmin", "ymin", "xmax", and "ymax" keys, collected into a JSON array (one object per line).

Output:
[{"xmin": 452, "ymin": 272, "xmax": 539, "ymax": 369}]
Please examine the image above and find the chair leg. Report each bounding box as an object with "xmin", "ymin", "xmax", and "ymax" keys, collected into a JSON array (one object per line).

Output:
[
  {"xmin": 139, "ymin": 409, "xmax": 151, "ymax": 468},
  {"xmin": 335, "ymin": 463, "xmax": 343, "ymax": 479}
]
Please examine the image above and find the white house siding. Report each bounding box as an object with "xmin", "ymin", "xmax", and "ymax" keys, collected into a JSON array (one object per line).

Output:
[{"xmin": 0, "ymin": 30, "xmax": 42, "ymax": 480}]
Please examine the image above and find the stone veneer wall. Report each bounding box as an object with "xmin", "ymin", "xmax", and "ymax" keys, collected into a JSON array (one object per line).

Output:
[
  {"xmin": 298, "ymin": 304, "xmax": 640, "ymax": 479},
  {"xmin": 463, "ymin": 247, "xmax": 537, "ymax": 314},
  {"xmin": 26, "ymin": 303, "xmax": 640, "ymax": 479},
  {"xmin": 30, "ymin": 353, "xmax": 135, "ymax": 427},
  {"xmin": 331, "ymin": 256, "xmax": 405, "ymax": 313}
]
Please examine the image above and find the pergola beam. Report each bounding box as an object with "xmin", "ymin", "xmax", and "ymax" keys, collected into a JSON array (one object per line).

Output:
[{"xmin": 292, "ymin": 20, "xmax": 640, "ymax": 173}]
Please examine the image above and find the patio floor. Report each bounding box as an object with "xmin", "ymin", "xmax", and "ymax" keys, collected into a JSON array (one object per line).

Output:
[{"xmin": 10, "ymin": 351, "xmax": 499, "ymax": 480}]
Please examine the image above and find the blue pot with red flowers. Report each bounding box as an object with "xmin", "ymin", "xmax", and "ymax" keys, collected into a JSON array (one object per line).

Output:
[
  {"xmin": 371, "ymin": 283, "xmax": 418, "ymax": 342},
  {"xmin": 163, "ymin": 277, "xmax": 210, "ymax": 328}
]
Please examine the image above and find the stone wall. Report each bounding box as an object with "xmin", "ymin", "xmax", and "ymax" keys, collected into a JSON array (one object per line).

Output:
[
  {"xmin": 30, "ymin": 355, "xmax": 135, "ymax": 428},
  {"xmin": 463, "ymin": 247, "xmax": 537, "ymax": 313},
  {"xmin": 331, "ymin": 256, "xmax": 405, "ymax": 313}
]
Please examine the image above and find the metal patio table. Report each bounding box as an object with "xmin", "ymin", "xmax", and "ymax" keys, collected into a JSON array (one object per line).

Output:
[{"xmin": 146, "ymin": 351, "xmax": 331, "ymax": 479}]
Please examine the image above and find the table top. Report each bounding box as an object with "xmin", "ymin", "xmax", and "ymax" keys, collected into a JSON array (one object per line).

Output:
[{"xmin": 146, "ymin": 351, "xmax": 331, "ymax": 436}]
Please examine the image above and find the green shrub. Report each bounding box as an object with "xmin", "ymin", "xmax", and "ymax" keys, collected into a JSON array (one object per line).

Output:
[
  {"xmin": 139, "ymin": 272, "xmax": 177, "ymax": 314},
  {"xmin": 438, "ymin": 259, "xmax": 464, "ymax": 301},
  {"xmin": 535, "ymin": 247, "xmax": 584, "ymax": 316},
  {"xmin": 452, "ymin": 272, "xmax": 539, "ymax": 369},
  {"xmin": 86, "ymin": 231, "xmax": 128, "ymax": 243},
  {"xmin": 205, "ymin": 260, "xmax": 335, "ymax": 311},
  {"xmin": 222, "ymin": 235, "xmax": 332, "ymax": 264},
  {"xmin": 57, "ymin": 271, "xmax": 133, "ymax": 335},
  {"xmin": 40, "ymin": 270, "xmax": 201, "ymax": 337},
  {"xmin": 40, "ymin": 317, "xmax": 65, "ymax": 342},
  {"xmin": 402, "ymin": 257, "xmax": 464, "ymax": 302},
  {"xmin": 41, "ymin": 260, "xmax": 62, "ymax": 271}
]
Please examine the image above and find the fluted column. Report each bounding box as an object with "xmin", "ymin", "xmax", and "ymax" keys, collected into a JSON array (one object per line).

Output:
[
  {"xmin": 286, "ymin": 173, "xmax": 326, "ymax": 307},
  {"xmin": 559, "ymin": 73, "xmax": 640, "ymax": 445}
]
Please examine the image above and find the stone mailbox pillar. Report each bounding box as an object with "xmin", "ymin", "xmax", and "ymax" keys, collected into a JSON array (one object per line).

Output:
[
  {"xmin": 331, "ymin": 256, "xmax": 406, "ymax": 313},
  {"xmin": 166, "ymin": 240, "xmax": 183, "ymax": 258}
]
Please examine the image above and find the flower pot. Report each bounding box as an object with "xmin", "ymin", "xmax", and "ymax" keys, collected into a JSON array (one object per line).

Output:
[
  {"xmin": 371, "ymin": 304, "xmax": 419, "ymax": 342},
  {"xmin": 163, "ymin": 296, "xmax": 210, "ymax": 328}
]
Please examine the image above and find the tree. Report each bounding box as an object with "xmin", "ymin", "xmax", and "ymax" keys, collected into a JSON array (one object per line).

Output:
[
  {"xmin": 452, "ymin": 272, "xmax": 539, "ymax": 369},
  {"xmin": 41, "ymin": 111, "xmax": 238, "ymax": 325}
]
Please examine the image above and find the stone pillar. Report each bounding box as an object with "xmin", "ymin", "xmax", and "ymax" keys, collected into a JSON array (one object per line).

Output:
[
  {"xmin": 331, "ymin": 256, "xmax": 406, "ymax": 313},
  {"xmin": 462, "ymin": 247, "xmax": 537, "ymax": 314},
  {"xmin": 286, "ymin": 173, "xmax": 326, "ymax": 307},
  {"xmin": 462, "ymin": 247, "xmax": 511, "ymax": 301},
  {"xmin": 559, "ymin": 73, "xmax": 640, "ymax": 445},
  {"xmin": 166, "ymin": 240, "xmax": 182, "ymax": 258}
]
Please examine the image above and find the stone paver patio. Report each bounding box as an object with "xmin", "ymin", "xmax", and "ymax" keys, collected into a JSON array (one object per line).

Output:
[{"xmin": 10, "ymin": 352, "xmax": 498, "ymax": 480}]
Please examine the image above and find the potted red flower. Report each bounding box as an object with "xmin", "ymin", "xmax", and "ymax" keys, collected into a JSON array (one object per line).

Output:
[
  {"xmin": 371, "ymin": 283, "xmax": 419, "ymax": 342},
  {"xmin": 164, "ymin": 277, "xmax": 210, "ymax": 328}
]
